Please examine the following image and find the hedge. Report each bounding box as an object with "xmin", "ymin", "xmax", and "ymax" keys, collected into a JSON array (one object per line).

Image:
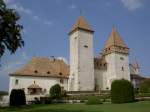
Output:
[
  {"xmin": 139, "ymin": 79, "xmax": 150, "ymax": 93},
  {"xmin": 50, "ymin": 84, "xmax": 62, "ymax": 99},
  {"xmin": 111, "ymin": 79, "xmax": 135, "ymax": 103},
  {"xmin": 10, "ymin": 89, "xmax": 26, "ymax": 106}
]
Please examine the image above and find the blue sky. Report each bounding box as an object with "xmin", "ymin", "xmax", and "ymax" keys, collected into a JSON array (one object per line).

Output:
[{"xmin": 0, "ymin": 0, "xmax": 150, "ymax": 91}]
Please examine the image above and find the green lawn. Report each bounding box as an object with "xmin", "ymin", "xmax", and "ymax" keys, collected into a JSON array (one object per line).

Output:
[{"xmin": 0, "ymin": 101, "xmax": 150, "ymax": 112}]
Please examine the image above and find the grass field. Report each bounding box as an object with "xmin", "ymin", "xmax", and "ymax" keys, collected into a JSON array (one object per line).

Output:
[{"xmin": 0, "ymin": 101, "xmax": 150, "ymax": 112}]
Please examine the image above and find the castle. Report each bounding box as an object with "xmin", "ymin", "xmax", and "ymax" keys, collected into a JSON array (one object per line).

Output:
[
  {"xmin": 9, "ymin": 16, "xmax": 144, "ymax": 98},
  {"xmin": 68, "ymin": 16, "xmax": 130, "ymax": 91}
]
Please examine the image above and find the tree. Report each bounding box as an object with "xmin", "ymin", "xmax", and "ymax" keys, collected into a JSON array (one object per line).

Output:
[
  {"xmin": 0, "ymin": 0, "xmax": 24, "ymax": 58},
  {"xmin": 50, "ymin": 84, "xmax": 61, "ymax": 99},
  {"xmin": 139, "ymin": 79, "xmax": 150, "ymax": 93},
  {"xmin": 111, "ymin": 79, "xmax": 135, "ymax": 103},
  {"xmin": 10, "ymin": 89, "xmax": 26, "ymax": 106}
]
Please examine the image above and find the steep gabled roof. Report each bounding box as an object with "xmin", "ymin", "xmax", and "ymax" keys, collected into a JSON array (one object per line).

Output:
[
  {"xmin": 10, "ymin": 57, "xmax": 69, "ymax": 78},
  {"xmin": 104, "ymin": 27, "xmax": 128, "ymax": 49},
  {"xmin": 69, "ymin": 16, "xmax": 94, "ymax": 34}
]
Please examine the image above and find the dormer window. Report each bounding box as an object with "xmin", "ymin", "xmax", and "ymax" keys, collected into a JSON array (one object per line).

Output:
[
  {"xmin": 34, "ymin": 70, "xmax": 38, "ymax": 73},
  {"xmin": 47, "ymin": 71, "xmax": 50, "ymax": 74}
]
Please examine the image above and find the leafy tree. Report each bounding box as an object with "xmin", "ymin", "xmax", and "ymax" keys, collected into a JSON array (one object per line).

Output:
[
  {"xmin": 50, "ymin": 84, "xmax": 61, "ymax": 99},
  {"xmin": 111, "ymin": 79, "xmax": 135, "ymax": 103},
  {"xmin": 0, "ymin": 0, "xmax": 24, "ymax": 58},
  {"xmin": 139, "ymin": 79, "xmax": 150, "ymax": 93},
  {"xmin": 10, "ymin": 89, "xmax": 26, "ymax": 106}
]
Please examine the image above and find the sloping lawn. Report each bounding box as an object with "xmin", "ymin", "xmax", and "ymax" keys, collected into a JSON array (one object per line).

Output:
[{"xmin": 0, "ymin": 101, "xmax": 150, "ymax": 112}]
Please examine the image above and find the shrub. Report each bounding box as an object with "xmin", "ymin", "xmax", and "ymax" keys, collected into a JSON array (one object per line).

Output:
[
  {"xmin": 50, "ymin": 84, "xmax": 61, "ymax": 99},
  {"xmin": 10, "ymin": 89, "xmax": 26, "ymax": 106},
  {"xmin": 61, "ymin": 90, "xmax": 67, "ymax": 97},
  {"xmin": 139, "ymin": 79, "xmax": 150, "ymax": 93},
  {"xmin": 86, "ymin": 96, "xmax": 102, "ymax": 105},
  {"xmin": 111, "ymin": 79, "xmax": 135, "ymax": 104}
]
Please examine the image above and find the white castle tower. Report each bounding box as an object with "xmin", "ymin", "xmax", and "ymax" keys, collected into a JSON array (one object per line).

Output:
[
  {"xmin": 68, "ymin": 16, "xmax": 94, "ymax": 91},
  {"xmin": 102, "ymin": 27, "xmax": 131, "ymax": 90}
]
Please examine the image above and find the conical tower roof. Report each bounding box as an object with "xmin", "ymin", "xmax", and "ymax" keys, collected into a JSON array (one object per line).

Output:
[
  {"xmin": 103, "ymin": 27, "xmax": 129, "ymax": 55},
  {"xmin": 104, "ymin": 27, "xmax": 128, "ymax": 49},
  {"xmin": 69, "ymin": 16, "xmax": 94, "ymax": 34}
]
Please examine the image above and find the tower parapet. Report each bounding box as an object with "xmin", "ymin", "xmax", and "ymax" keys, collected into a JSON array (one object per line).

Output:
[{"xmin": 103, "ymin": 27, "xmax": 129, "ymax": 55}]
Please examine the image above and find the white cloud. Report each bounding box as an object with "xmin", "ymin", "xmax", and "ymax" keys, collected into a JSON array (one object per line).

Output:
[
  {"xmin": 5, "ymin": 0, "xmax": 54, "ymax": 27},
  {"xmin": 68, "ymin": 4, "xmax": 77, "ymax": 10},
  {"xmin": 44, "ymin": 20, "xmax": 53, "ymax": 27},
  {"xmin": 4, "ymin": 0, "xmax": 14, "ymax": 4},
  {"xmin": 10, "ymin": 4, "xmax": 32, "ymax": 15},
  {"xmin": 33, "ymin": 15, "xmax": 41, "ymax": 21},
  {"xmin": 121, "ymin": 0, "xmax": 143, "ymax": 11},
  {"xmin": 0, "ymin": 52, "xmax": 28, "ymax": 74}
]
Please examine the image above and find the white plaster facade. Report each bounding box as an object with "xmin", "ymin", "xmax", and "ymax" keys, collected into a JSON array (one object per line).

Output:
[
  {"xmin": 9, "ymin": 76, "xmax": 68, "ymax": 95},
  {"xmin": 69, "ymin": 29, "xmax": 94, "ymax": 91},
  {"xmin": 95, "ymin": 53, "xmax": 130, "ymax": 90}
]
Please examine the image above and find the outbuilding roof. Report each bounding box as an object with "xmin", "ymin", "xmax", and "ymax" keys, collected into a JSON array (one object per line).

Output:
[{"xmin": 10, "ymin": 57, "xmax": 69, "ymax": 78}]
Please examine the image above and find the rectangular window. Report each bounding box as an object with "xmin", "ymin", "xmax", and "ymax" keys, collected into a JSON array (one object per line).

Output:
[
  {"xmin": 122, "ymin": 67, "xmax": 124, "ymax": 71},
  {"xmin": 84, "ymin": 45, "xmax": 88, "ymax": 48},
  {"xmin": 15, "ymin": 79, "xmax": 19, "ymax": 85},
  {"xmin": 60, "ymin": 79, "xmax": 64, "ymax": 84}
]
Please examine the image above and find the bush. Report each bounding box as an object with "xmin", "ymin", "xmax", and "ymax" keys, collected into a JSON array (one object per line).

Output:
[
  {"xmin": 50, "ymin": 84, "xmax": 61, "ymax": 99},
  {"xmin": 61, "ymin": 90, "xmax": 67, "ymax": 97},
  {"xmin": 86, "ymin": 96, "xmax": 102, "ymax": 105},
  {"xmin": 111, "ymin": 79, "xmax": 135, "ymax": 104},
  {"xmin": 139, "ymin": 79, "xmax": 150, "ymax": 93},
  {"xmin": 10, "ymin": 89, "xmax": 26, "ymax": 106}
]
